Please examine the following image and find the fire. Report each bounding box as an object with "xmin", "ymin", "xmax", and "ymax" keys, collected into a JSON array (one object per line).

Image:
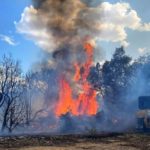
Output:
[
  {"xmin": 55, "ymin": 42, "xmax": 99, "ymax": 116},
  {"xmin": 73, "ymin": 63, "xmax": 80, "ymax": 81}
]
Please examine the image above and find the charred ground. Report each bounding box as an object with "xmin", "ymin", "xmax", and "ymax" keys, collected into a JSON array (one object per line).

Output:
[{"xmin": 0, "ymin": 133, "xmax": 150, "ymax": 150}]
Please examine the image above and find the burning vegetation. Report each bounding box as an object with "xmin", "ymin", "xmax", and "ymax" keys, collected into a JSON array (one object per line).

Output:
[
  {"xmin": 1, "ymin": 0, "xmax": 150, "ymax": 136},
  {"xmin": 56, "ymin": 42, "xmax": 98, "ymax": 116},
  {"xmin": 26, "ymin": 0, "xmax": 102, "ymax": 119}
]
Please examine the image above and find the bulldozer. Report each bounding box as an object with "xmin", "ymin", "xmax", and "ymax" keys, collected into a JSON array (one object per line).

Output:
[{"xmin": 137, "ymin": 96, "xmax": 150, "ymax": 131}]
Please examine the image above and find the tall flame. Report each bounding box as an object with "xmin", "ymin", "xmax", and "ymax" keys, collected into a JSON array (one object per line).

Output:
[{"xmin": 55, "ymin": 42, "xmax": 99, "ymax": 116}]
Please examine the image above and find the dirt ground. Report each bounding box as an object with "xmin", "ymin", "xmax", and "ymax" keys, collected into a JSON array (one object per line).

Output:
[{"xmin": 0, "ymin": 133, "xmax": 150, "ymax": 150}]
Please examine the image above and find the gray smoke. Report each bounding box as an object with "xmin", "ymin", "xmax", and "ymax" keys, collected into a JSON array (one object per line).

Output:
[{"xmin": 31, "ymin": 0, "xmax": 103, "ymax": 52}]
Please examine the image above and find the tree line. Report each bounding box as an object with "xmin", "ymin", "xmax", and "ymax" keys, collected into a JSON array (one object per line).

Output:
[{"xmin": 0, "ymin": 47, "xmax": 150, "ymax": 132}]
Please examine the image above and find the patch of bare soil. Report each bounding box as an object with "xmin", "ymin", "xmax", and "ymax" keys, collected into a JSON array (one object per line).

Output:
[{"xmin": 0, "ymin": 133, "xmax": 150, "ymax": 150}]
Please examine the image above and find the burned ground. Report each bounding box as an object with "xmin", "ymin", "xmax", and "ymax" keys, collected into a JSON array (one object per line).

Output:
[{"xmin": 0, "ymin": 133, "xmax": 150, "ymax": 150}]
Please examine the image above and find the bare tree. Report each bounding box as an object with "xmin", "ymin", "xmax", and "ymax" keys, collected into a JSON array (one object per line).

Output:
[
  {"xmin": 0, "ymin": 55, "xmax": 26, "ymax": 132},
  {"xmin": 3, "ymin": 96, "xmax": 26, "ymax": 132},
  {"xmin": 23, "ymin": 72, "xmax": 32, "ymax": 125},
  {"xmin": 23, "ymin": 71, "xmax": 47, "ymax": 126}
]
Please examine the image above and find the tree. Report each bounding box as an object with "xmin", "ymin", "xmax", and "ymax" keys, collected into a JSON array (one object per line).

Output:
[
  {"xmin": 0, "ymin": 55, "xmax": 26, "ymax": 132},
  {"xmin": 88, "ymin": 63, "xmax": 102, "ymax": 90},
  {"xmin": 102, "ymin": 46, "xmax": 132, "ymax": 104},
  {"xmin": 131, "ymin": 54, "xmax": 150, "ymax": 96},
  {"xmin": 88, "ymin": 47, "xmax": 133, "ymax": 124},
  {"xmin": 23, "ymin": 69, "xmax": 53, "ymax": 125}
]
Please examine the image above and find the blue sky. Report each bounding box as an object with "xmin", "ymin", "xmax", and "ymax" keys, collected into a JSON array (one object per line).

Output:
[
  {"xmin": 0, "ymin": 0, "xmax": 41, "ymax": 72},
  {"xmin": 0, "ymin": 0, "xmax": 150, "ymax": 72}
]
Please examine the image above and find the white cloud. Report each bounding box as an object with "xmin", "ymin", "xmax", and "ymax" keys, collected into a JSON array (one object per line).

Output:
[
  {"xmin": 0, "ymin": 34, "xmax": 17, "ymax": 46},
  {"xmin": 87, "ymin": 2, "xmax": 150, "ymax": 47},
  {"xmin": 15, "ymin": 6, "xmax": 57, "ymax": 52},
  {"xmin": 138, "ymin": 47, "xmax": 148, "ymax": 54},
  {"xmin": 16, "ymin": 2, "xmax": 150, "ymax": 51}
]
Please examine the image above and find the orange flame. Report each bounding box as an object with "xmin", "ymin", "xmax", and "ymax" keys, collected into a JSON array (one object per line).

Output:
[
  {"xmin": 73, "ymin": 63, "xmax": 80, "ymax": 81},
  {"xmin": 55, "ymin": 42, "xmax": 99, "ymax": 116}
]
